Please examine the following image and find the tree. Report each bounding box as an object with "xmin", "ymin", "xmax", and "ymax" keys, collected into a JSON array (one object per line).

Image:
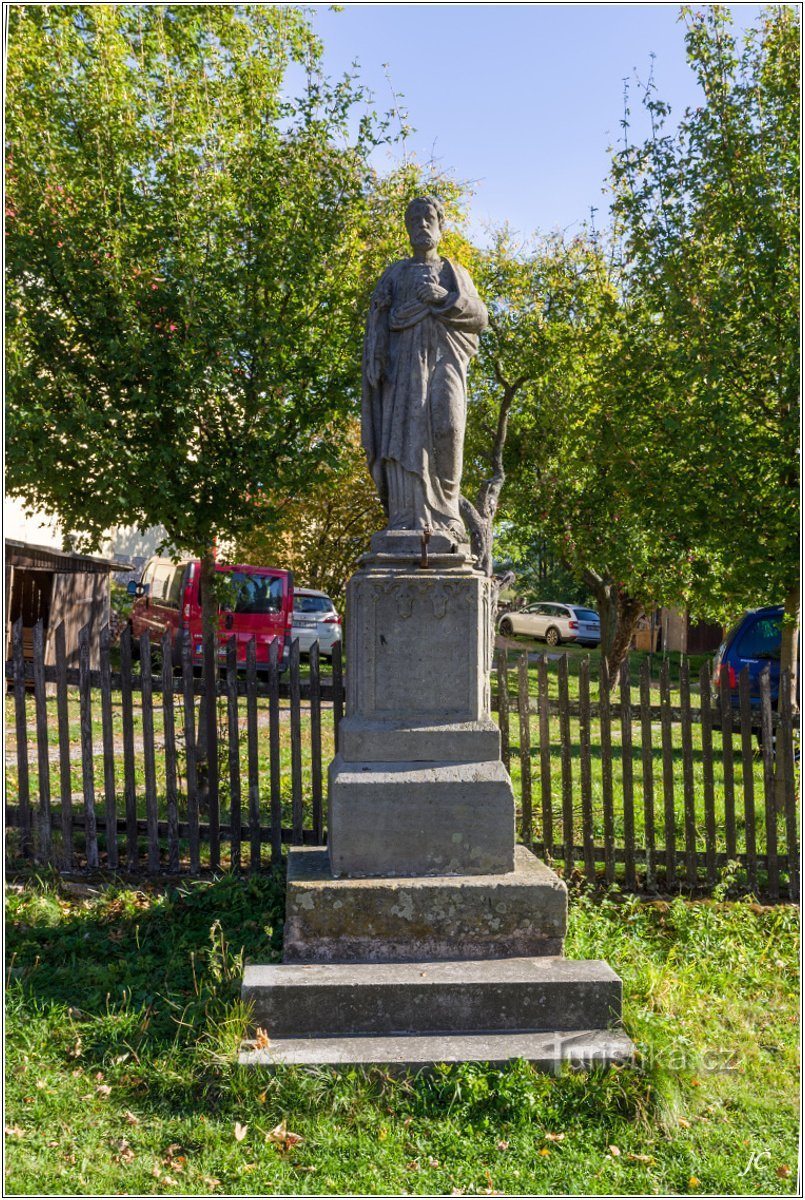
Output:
[
  {"xmin": 608, "ymin": 4, "xmax": 800, "ymax": 696},
  {"xmin": 233, "ymin": 419, "xmax": 385, "ymax": 609}
]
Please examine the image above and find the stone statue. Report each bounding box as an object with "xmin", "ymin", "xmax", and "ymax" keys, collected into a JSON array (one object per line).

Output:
[{"xmin": 362, "ymin": 197, "xmax": 488, "ymax": 539}]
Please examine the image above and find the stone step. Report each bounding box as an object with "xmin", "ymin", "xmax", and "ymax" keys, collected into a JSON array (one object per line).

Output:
[
  {"xmin": 242, "ymin": 957, "xmax": 622, "ymax": 1037},
  {"xmin": 239, "ymin": 1028, "xmax": 635, "ymax": 1072}
]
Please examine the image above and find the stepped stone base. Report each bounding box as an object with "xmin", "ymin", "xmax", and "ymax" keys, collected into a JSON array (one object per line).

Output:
[
  {"xmin": 243, "ymin": 956, "xmax": 622, "ymax": 1036},
  {"xmin": 283, "ymin": 844, "xmax": 567, "ymax": 963},
  {"xmin": 239, "ymin": 1029, "xmax": 636, "ymax": 1072},
  {"xmin": 328, "ymin": 756, "xmax": 515, "ymax": 877},
  {"xmin": 338, "ymin": 715, "xmax": 501, "ymax": 764}
]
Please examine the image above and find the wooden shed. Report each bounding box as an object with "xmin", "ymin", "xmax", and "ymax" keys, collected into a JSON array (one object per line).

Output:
[{"xmin": 5, "ymin": 539, "xmax": 134, "ymax": 670}]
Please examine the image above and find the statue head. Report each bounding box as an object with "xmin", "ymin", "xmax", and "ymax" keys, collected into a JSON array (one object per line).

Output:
[{"xmin": 405, "ymin": 196, "xmax": 445, "ymax": 253}]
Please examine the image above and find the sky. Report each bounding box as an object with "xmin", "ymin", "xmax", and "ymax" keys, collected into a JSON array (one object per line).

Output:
[{"xmin": 307, "ymin": 2, "xmax": 767, "ymax": 244}]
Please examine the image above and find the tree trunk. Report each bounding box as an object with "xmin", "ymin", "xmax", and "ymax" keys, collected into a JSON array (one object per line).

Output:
[
  {"xmin": 581, "ymin": 568, "xmax": 642, "ymax": 689},
  {"xmin": 583, "ymin": 570, "xmax": 617, "ymax": 663},
  {"xmin": 775, "ymin": 585, "xmax": 800, "ymax": 811}
]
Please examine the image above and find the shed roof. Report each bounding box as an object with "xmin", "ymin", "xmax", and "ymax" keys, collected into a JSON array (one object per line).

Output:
[{"xmin": 5, "ymin": 539, "xmax": 135, "ymax": 574}]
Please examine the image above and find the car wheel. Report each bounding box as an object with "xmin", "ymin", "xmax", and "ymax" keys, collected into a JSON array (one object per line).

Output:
[
  {"xmin": 545, "ymin": 626, "xmax": 561, "ymax": 647},
  {"xmin": 499, "ymin": 617, "xmax": 514, "ymax": 637}
]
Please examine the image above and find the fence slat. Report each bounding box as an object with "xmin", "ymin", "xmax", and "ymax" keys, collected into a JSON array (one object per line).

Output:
[
  {"xmin": 140, "ymin": 632, "xmax": 159, "ymax": 873},
  {"xmin": 54, "ymin": 621, "xmax": 73, "ymax": 870},
  {"xmin": 119, "ymin": 625, "xmax": 138, "ymax": 868},
  {"xmin": 599, "ymin": 658, "xmax": 615, "ymax": 884},
  {"xmin": 537, "ymin": 654, "xmax": 553, "ymax": 860},
  {"xmin": 247, "ymin": 636, "xmax": 261, "ymax": 871},
  {"xmin": 226, "ymin": 635, "xmax": 242, "ymax": 873},
  {"xmin": 332, "ymin": 640, "xmax": 344, "ymax": 754},
  {"xmin": 33, "ymin": 619, "xmax": 52, "ymax": 863},
  {"xmin": 639, "ymin": 658, "xmax": 656, "ymax": 891},
  {"xmin": 11, "ymin": 618, "xmax": 32, "ymax": 858},
  {"xmin": 579, "ymin": 657, "xmax": 595, "ymax": 882},
  {"xmin": 659, "ymin": 659, "xmax": 676, "ymax": 887},
  {"xmin": 180, "ymin": 629, "xmax": 201, "ymax": 875},
  {"xmin": 556, "ymin": 654, "xmax": 573, "ymax": 877},
  {"xmin": 517, "ymin": 652, "xmax": 532, "ymax": 846},
  {"xmin": 699, "ymin": 662, "xmax": 717, "ymax": 889},
  {"xmin": 100, "ymin": 624, "xmax": 118, "ymax": 870},
  {"xmin": 760, "ymin": 665, "xmax": 779, "ymax": 900},
  {"xmin": 497, "ymin": 650, "xmax": 511, "ymax": 772},
  {"xmin": 679, "ymin": 660, "xmax": 697, "ymax": 888},
  {"xmin": 620, "ymin": 662, "xmax": 636, "ymax": 890},
  {"xmin": 289, "ymin": 638, "xmax": 304, "ymax": 845},
  {"xmin": 719, "ymin": 665, "xmax": 737, "ymax": 859},
  {"xmin": 162, "ymin": 631, "xmax": 180, "ymax": 874},
  {"xmin": 778, "ymin": 669, "xmax": 799, "ymax": 902},
  {"xmin": 310, "ymin": 642, "xmax": 324, "ymax": 845},
  {"xmin": 738, "ymin": 667, "xmax": 758, "ymax": 894},
  {"xmin": 268, "ymin": 637, "xmax": 282, "ymax": 865},
  {"xmin": 78, "ymin": 623, "xmax": 99, "ymax": 869}
]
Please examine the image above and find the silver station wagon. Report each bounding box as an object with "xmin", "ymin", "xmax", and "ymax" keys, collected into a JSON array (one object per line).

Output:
[{"xmin": 498, "ymin": 602, "xmax": 601, "ymax": 647}]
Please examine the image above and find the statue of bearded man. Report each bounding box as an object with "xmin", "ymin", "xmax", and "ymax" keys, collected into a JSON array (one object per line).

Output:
[{"xmin": 361, "ymin": 196, "xmax": 488, "ymax": 540}]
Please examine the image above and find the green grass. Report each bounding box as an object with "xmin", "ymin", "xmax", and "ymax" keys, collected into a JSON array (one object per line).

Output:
[{"xmin": 4, "ymin": 873, "xmax": 799, "ymax": 1195}]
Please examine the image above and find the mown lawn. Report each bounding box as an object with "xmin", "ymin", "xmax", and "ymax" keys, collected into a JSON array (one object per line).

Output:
[{"xmin": 5, "ymin": 871, "xmax": 799, "ymax": 1195}]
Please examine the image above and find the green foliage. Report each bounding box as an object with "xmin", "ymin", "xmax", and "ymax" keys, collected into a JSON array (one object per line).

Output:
[{"xmin": 5, "ymin": 4, "xmax": 402, "ymax": 559}]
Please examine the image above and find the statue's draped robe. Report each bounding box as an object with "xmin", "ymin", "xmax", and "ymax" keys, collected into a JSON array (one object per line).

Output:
[{"xmin": 362, "ymin": 257, "xmax": 488, "ymax": 533}]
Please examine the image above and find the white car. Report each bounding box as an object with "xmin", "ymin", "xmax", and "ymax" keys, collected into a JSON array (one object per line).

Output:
[
  {"xmin": 292, "ymin": 588, "xmax": 342, "ymax": 659},
  {"xmin": 498, "ymin": 602, "xmax": 601, "ymax": 647}
]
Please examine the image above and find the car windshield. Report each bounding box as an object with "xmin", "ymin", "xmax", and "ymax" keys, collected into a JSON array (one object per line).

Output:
[
  {"xmin": 294, "ymin": 595, "xmax": 333, "ymax": 614},
  {"xmin": 737, "ymin": 616, "xmax": 782, "ymax": 660},
  {"xmin": 572, "ymin": 609, "xmax": 599, "ymax": 622},
  {"xmin": 218, "ymin": 572, "xmax": 283, "ymax": 614}
]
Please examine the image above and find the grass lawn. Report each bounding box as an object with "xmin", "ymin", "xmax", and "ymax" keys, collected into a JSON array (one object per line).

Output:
[{"xmin": 5, "ymin": 872, "xmax": 799, "ymax": 1195}]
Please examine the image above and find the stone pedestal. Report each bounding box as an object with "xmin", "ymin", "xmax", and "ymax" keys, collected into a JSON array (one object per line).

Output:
[{"xmin": 241, "ymin": 534, "xmax": 633, "ymax": 1070}]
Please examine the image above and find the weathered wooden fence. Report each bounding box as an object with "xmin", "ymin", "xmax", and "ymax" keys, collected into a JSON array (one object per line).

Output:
[{"xmin": 5, "ymin": 617, "xmax": 800, "ymax": 899}]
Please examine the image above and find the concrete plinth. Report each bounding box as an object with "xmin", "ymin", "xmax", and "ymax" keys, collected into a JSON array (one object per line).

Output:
[{"xmin": 284, "ymin": 844, "xmax": 567, "ymax": 963}]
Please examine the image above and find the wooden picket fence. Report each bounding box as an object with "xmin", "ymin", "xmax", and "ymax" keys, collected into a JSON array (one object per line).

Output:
[{"xmin": 4, "ymin": 617, "xmax": 800, "ymax": 899}]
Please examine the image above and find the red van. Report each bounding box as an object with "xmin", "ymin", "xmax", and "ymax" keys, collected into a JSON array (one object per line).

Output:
[{"xmin": 129, "ymin": 557, "xmax": 294, "ymax": 671}]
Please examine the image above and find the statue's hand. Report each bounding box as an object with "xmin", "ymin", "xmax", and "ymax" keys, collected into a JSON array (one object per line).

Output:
[{"xmin": 416, "ymin": 282, "xmax": 449, "ymax": 305}]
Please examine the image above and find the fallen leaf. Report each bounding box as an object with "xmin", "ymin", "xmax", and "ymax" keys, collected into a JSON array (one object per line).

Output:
[
  {"xmin": 4, "ymin": 1126, "xmax": 24, "ymax": 1139},
  {"xmin": 114, "ymin": 1139, "xmax": 135, "ymax": 1165},
  {"xmin": 678, "ymin": 1117, "xmax": 691, "ymax": 1129},
  {"xmin": 266, "ymin": 1120, "xmax": 303, "ymax": 1151},
  {"xmin": 545, "ymin": 1132, "xmax": 565, "ymax": 1142},
  {"xmin": 690, "ymin": 1078, "xmax": 701, "ymax": 1087},
  {"xmin": 378, "ymin": 1126, "xmax": 388, "ymax": 1142},
  {"xmin": 609, "ymin": 1145, "xmax": 621, "ymax": 1157},
  {"xmin": 203, "ymin": 1179, "xmax": 221, "ymax": 1190},
  {"xmin": 254, "ymin": 1027, "xmax": 270, "ymax": 1050},
  {"xmin": 95, "ymin": 1071, "xmax": 105, "ymax": 1082},
  {"xmin": 496, "ymin": 1140, "xmax": 509, "ymax": 1151},
  {"xmin": 234, "ymin": 1122, "xmax": 248, "ymax": 1142},
  {"xmin": 123, "ymin": 1110, "xmax": 139, "ymax": 1126},
  {"xmin": 450, "ymin": 1190, "xmax": 465, "ymax": 1197},
  {"xmin": 257, "ymin": 1091, "xmax": 267, "ymax": 1104},
  {"xmin": 406, "ymin": 1160, "xmax": 420, "ymax": 1172},
  {"xmin": 538, "ymin": 1148, "xmax": 551, "ymax": 1157},
  {"xmin": 689, "ymin": 1177, "xmax": 700, "ymax": 1188},
  {"xmin": 627, "ymin": 1152, "xmax": 655, "ymax": 1164},
  {"xmin": 96, "ymin": 1084, "xmax": 112, "ymax": 1099},
  {"xmin": 428, "ymin": 1157, "xmax": 440, "ymax": 1168},
  {"xmin": 777, "ymin": 1166, "xmax": 792, "ymax": 1179}
]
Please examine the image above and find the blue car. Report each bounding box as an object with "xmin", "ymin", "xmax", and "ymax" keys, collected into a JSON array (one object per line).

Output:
[{"xmin": 712, "ymin": 605, "xmax": 783, "ymax": 706}]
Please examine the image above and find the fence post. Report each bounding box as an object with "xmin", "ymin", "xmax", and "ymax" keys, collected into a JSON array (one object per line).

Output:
[
  {"xmin": 638, "ymin": 657, "xmax": 656, "ymax": 891},
  {"xmin": 760, "ymin": 665, "xmax": 779, "ymax": 900},
  {"xmin": 310, "ymin": 642, "xmax": 324, "ymax": 845},
  {"xmin": 719, "ymin": 665, "xmax": 737, "ymax": 859},
  {"xmin": 180, "ymin": 628, "xmax": 201, "ymax": 876},
  {"xmin": 139, "ymin": 631, "xmax": 159, "ymax": 873},
  {"xmin": 537, "ymin": 654, "xmax": 553, "ymax": 860},
  {"xmin": 679, "ymin": 660, "xmax": 697, "ymax": 888},
  {"xmin": 496, "ymin": 650, "xmax": 511, "ymax": 772},
  {"xmin": 33, "ymin": 619, "xmax": 52, "ymax": 864},
  {"xmin": 11, "ymin": 618, "xmax": 32, "ymax": 859},
  {"xmin": 332, "ymin": 640, "xmax": 344, "ymax": 754},
  {"xmin": 659, "ymin": 658, "xmax": 676, "ymax": 888},
  {"xmin": 578, "ymin": 656, "xmax": 595, "ymax": 883},
  {"xmin": 268, "ymin": 637, "xmax": 282, "ymax": 866},
  {"xmin": 599, "ymin": 657, "xmax": 615, "ymax": 885},
  {"xmin": 619, "ymin": 661, "xmax": 636, "ymax": 890},
  {"xmin": 778, "ymin": 669, "xmax": 798, "ymax": 901},
  {"xmin": 78, "ymin": 623, "xmax": 99, "ymax": 869},
  {"xmin": 226, "ymin": 635, "xmax": 242, "ymax": 873},
  {"xmin": 557, "ymin": 654, "xmax": 573, "ymax": 878},
  {"xmin": 699, "ymin": 661, "xmax": 717, "ymax": 889},
  {"xmin": 100, "ymin": 623, "xmax": 119, "ymax": 870},
  {"xmin": 162, "ymin": 630, "xmax": 180, "ymax": 873},
  {"xmin": 738, "ymin": 667, "xmax": 758, "ymax": 894},
  {"xmin": 119, "ymin": 624, "xmax": 139, "ymax": 869},
  {"xmin": 247, "ymin": 636, "xmax": 261, "ymax": 870},
  {"xmin": 517, "ymin": 651, "xmax": 532, "ymax": 846},
  {"xmin": 54, "ymin": 621, "xmax": 73, "ymax": 870}
]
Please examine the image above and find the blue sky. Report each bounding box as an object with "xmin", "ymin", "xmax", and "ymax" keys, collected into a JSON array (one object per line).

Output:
[{"xmin": 308, "ymin": 2, "xmax": 766, "ymax": 243}]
